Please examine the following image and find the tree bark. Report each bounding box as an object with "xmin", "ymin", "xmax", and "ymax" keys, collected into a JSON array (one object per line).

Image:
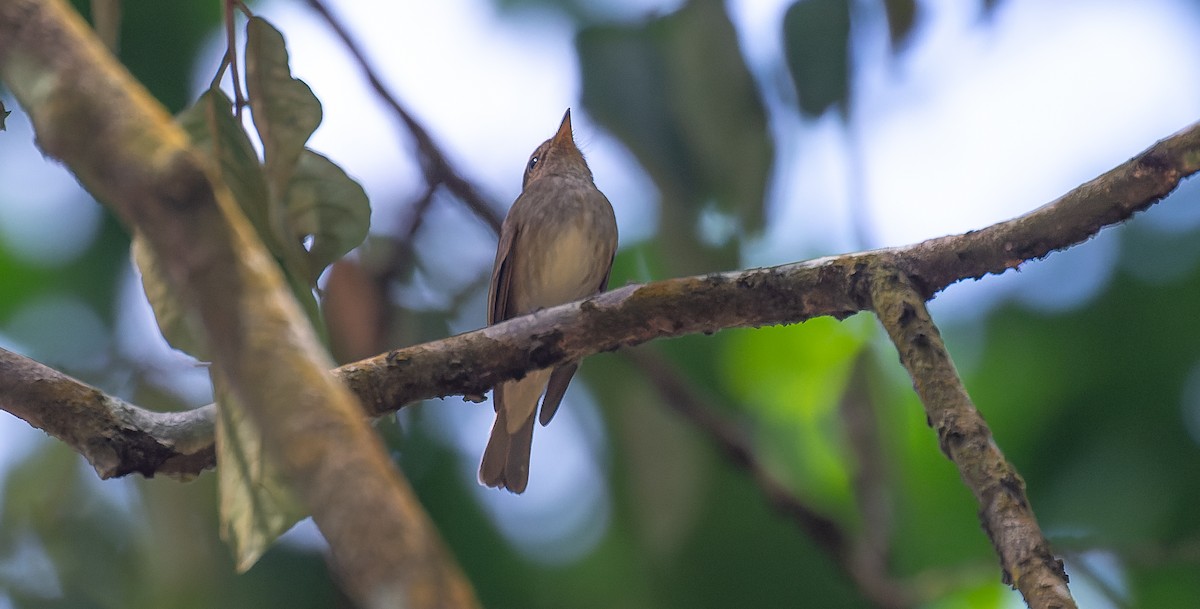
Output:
[{"xmin": 0, "ymin": 1, "xmax": 479, "ymax": 607}]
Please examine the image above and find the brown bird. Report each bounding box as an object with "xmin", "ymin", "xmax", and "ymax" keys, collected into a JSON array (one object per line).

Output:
[{"xmin": 479, "ymin": 109, "xmax": 618, "ymax": 493}]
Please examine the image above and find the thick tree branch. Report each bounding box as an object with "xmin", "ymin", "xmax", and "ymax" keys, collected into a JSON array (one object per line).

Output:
[
  {"xmin": 4, "ymin": 120, "xmax": 1200, "ymax": 480},
  {"xmin": 0, "ymin": 2, "xmax": 478, "ymax": 608},
  {"xmin": 869, "ymin": 267, "xmax": 1075, "ymax": 609},
  {"xmin": 0, "ymin": 348, "xmax": 215, "ymax": 478}
]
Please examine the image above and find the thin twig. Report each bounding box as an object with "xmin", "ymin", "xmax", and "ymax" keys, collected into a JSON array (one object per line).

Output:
[
  {"xmin": 839, "ymin": 355, "xmax": 897, "ymax": 601},
  {"xmin": 626, "ymin": 347, "xmax": 915, "ymax": 609},
  {"xmin": 379, "ymin": 181, "xmax": 438, "ymax": 288},
  {"xmin": 370, "ymin": 182, "xmax": 440, "ymax": 352},
  {"xmin": 221, "ymin": 0, "xmax": 247, "ymax": 117},
  {"xmin": 900, "ymin": 121, "xmax": 1200, "ymax": 296},
  {"xmin": 627, "ymin": 349, "xmax": 845, "ymax": 547},
  {"xmin": 303, "ymin": 0, "xmax": 503, "ymax": 233}
]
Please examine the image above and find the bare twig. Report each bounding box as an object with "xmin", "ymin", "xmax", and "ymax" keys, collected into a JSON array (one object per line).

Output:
[
  {"xmin": 627, "ymin": 349, "xmax": 844, "ymax": 545},
  {"xmin": 371, "ymin": 184, "xmax": 442, "ymax": 347},
  {"xmin": 303, "ymin": 0, "xmax": 503, "ymax": 233},
  {"xmin": 869, "ymin": 267, "xmax": 1075, "ymax": 609},
  {"xmin": 627, "ymin": 348, "xmax": 915, "ymax": 609},
  {"xmin": 378, "ymin": 181, "xmax": 438, "ymax": 287},
  {"xmin": 839, "ymin": 356, "xmax": 898, "ymax": 602},
  {"xmin": 221, "ymin": 0, "xmax": 248, "ymax": 116}
]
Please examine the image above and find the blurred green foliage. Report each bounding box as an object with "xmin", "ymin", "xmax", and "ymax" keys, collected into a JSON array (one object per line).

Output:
[
  {"xmin": 578, "ymin": 0, "xmax": 772, "ymax": 274},
  {"xmin": 1, "ymin": 0, "xmax": 1198, "ymax": 608},
  {"xmin": 783, "ymin": 0, "xmax": 852, "ymax": 117}
]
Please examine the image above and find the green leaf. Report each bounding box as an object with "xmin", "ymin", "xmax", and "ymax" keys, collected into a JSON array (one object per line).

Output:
[
  {"xmin": 245, "ymin": 17, "xmax": 321, "ymax": 186},
  {"xmin": 175, "ymin": 89, "xmax": 331, "ymax": 336},
  {"xmin": 578, "ymin": 0, "xmax": 772, "ymax": 274},
  {"xmin": 214, "ymin": 380, "xmax": 306, "ymax": 572},
  {"xmin": 172, "ymin": 65, "xmax": 328, "ymax": 573},
  {"xmin": 244, "ymin": 16, "xmax": 322, "ymax": 258},
  {"xmin": 130, "ymin": 232, "xmax": 209, "ymax": 361},
  {"xmin": 177, "ymin": 88, "xmax": 277, "ymax": 254},
  {"xmin": 783, "ymin": 0, "xmax": 852, "ymax": 117},
  {"xmin": 244, "ymin": 16, "xmax": 343, "ymax": 293},
  {"xmin": 285, "ymin": 149, "xmax": 371, "ymax": 283},
  {"xmin": 667, "ymin": 0, "xmax": 772, "ymax": 229}
]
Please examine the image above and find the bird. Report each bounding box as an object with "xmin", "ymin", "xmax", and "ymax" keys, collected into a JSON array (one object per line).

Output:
[{"xmin": 479, "ymin": 109, "xmax": 618, "ymax": 493}]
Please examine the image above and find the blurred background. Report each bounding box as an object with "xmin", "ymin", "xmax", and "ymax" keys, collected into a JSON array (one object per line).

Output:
[{"xmin": 2, "ymin": 0, "xmax": 1200, "ymax": 607}]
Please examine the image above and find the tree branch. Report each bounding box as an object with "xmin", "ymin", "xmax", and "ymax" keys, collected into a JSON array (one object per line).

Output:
[
  {"xmin": 4, "ymin": 120, "xmax": 1200, "ymax": 481},
  {"xmin": 0, "ymin": 1, "xmax": 478, "ymax": 607},
  {"xmin": 0, "ymin": 348, "xmax": 215, "ymax": 478},
  {"xmin": 869, "ymin": 267, "xmax": 1075, "ymax": 609}
]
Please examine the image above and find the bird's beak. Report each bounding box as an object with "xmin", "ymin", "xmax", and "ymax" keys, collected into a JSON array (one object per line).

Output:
[{"xmin": 552, "ymin": 108, "xmax": 574, "ymax": 147}]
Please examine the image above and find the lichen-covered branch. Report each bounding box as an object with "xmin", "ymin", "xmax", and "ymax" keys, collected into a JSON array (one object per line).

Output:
[
  {"xmin": 0, "ymin": 348, "xmax": 215, "ymax": 478},
  {"xmin": 0, "ymin": 1, "xmax": 478, "ymax": 608},
  {"xmin": 5, "ymin": 118, "xmax": 1200, "ymax": 483},
  {"xmin": 869, "ymin": 264, "xmax": 1076, "ymax": 609}
]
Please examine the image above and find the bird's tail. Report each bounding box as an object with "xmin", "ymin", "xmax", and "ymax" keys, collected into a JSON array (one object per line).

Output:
[{"xmin": 479, "ymin": 371, "xmax": 549, "ymax": 493}]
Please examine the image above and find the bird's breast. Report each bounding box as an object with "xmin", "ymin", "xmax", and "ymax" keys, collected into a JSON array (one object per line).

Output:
[
  {"xmin": 503, "ymin": 174, "xmax": 617, "ymax": 314},
  {"xmin": 517, "ymin": 222, "xmax": 608, "ymax": 310}
]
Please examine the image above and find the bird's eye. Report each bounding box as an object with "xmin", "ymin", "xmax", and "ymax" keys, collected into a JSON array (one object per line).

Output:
[{"xmin": 527, "ymin": 156, "xmax": 539, "ymax": 171}]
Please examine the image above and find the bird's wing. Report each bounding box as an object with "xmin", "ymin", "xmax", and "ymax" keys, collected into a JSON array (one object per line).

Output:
[
  {"xmin": 488, "ymin": 223, "xmax": 518, "ymax": 326},
  {"xmin": 487, "ymin": 222, "xmax": 519, "ymax": 415},
  {"xmin": 538, "ymin": 363, "xmax": 577, "ymax": 427}
]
